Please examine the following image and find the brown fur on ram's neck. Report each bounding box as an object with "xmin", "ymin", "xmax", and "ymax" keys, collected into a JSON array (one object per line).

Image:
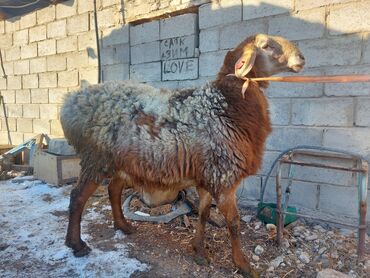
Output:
[{"xmin": 214, "ymin": 37, "xmax": 272, "ymax": 176}]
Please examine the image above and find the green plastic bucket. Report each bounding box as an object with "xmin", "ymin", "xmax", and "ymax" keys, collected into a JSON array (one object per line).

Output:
[{"xmin": 257, "ymin": 202, "xmax": 297, "ymax": 226}]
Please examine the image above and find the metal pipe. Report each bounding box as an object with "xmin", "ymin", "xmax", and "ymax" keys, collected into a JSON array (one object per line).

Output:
[
  {"xmin": 276, "ymin": 161, "xmax": 283, "ymax": 246},
  {"xmin": 357, "ymin": 161, "xmax": 368, "ymax": 261}
]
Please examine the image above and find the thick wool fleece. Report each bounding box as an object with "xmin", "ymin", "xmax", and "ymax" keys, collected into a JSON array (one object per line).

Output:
[{"xmin": 61, "ymin": 80, "xmax": 270, "ymax": 195}]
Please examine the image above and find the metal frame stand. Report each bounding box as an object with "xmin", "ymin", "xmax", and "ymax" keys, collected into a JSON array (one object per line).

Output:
[{"xmin": 263, "ymin": 146, "xmax": 368, "ymax": 261}]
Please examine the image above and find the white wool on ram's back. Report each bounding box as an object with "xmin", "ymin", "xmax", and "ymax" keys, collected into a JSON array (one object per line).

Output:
[{"xmin": 61, "ymin": 80, "xmax": 241, "ymax": 191}]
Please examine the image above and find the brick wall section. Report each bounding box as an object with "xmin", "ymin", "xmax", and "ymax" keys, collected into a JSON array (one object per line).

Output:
[{"xmin": 0, "ymin": 0, "xmax": 369, "ymax": 219}]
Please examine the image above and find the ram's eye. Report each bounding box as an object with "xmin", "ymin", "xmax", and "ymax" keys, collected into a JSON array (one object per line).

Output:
[{"xmin": 262, "ymin": 44, "xmax": 269, "ymax": 49}]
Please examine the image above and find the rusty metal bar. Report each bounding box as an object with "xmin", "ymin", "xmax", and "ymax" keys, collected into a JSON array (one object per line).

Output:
[
  {"xmin": 280, "ymin": 157, "xmax": 366, "ymax": 173},
  {"xmin": 276, "ymin": 161, "xmax": 283, "ymax": 246},
  {"xmin": 357, "ymin": 161, "xmax": 368, "ymax": 261}
]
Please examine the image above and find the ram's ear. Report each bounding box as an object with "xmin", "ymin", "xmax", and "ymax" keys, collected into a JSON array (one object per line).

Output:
[{"xmin": 234, "ymin": 46, "xmax": 257, "ymax": 78}]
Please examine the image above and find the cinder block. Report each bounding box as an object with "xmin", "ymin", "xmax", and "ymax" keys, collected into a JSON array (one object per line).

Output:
[
  {"xmin": 58, "ymin": 70, "xmax": 79, "ymax": 87},
  {"xmin": 242, "ymin": 0, "xmax": 292, "ymax": 20},
  {"xmin": 102, "ymin": 63, "xmax": 130, "ymax": 81},
  {"xmin": 238, "ymin": 176, "xmax": 262, "ymax": 201},
  {"xmin": 101, "ymin": 0, "xmax": 120, "ymax": 8},
  {"xmin": 13, "ymin": 29, "xmax": 28, "ymax": 45},
  {"xmin": 323, "ymin": 128, "xmax": 370, "ymax": 156},
  {"xmin": 47, "ymin": 55, "xmax": 67, "ymax": 71},
  {"xmin": 179, "ymin": 77, "xmax": 211, "ymax": 89},
  {"xmin": 47, "ymin": 20, "xmax": 67, "ymax": 39},
  {"xmin": 287, "ymin": 181, "xmax": 318, "ymax": 211},
  {"xmin": 37, "ymin": 5, "xmax": 56, "ymax": 24},
  {"xmin": 67, "ymin": 13, "xmax": 89, "ymax": 35},
  {"xmin": 130, "ymin": 21, "xmax": 159, "ymax": 46},
  {"xmin": 363, "ymin": 38, "xmax": 370, "ymax": 64},
  {"xmin": 16, "ymin": 89, "xmax": 31, "ymax": 104},
  {"xmin": 268, "ymin": 8, "xmax": 325, "ymax": 40},
  {"xmin": 39, "ymin": 72, "xmax": 57, "ymax": 88},
  {"xmin": 6, "ymin": 47, "xmax": 21, "ymax": 61},
  {"xmin": 199, "ymin": 28, "xmax": 219, "ymax": 53},
  {"xmin": 0, "ymin": 78, "xmax": 6, "ymax": 90},
  {"xmin": 17, "ymin": 118, "xmax": 33, "ymax": 133},
  {"xmin": 1, "ymin": 118, "xmax": 16, "ymax": 131},
  {"xmin": 23, "ymin": 104, "xmax": 40, "ymax": 118},
  {"xmin": 0, "ymin": 21, "xmax": 4, "ymax": 34},
  {"xmin": 30, "ymin": 57, "xmax": 46, "ymax": 73},
  {"xmin": 5, "ymin": 19, "xmax": 20, "ymax": 33},
  {"xmin": 66, "ymin": 51, "xmax": 89, "ymax": 69},
  {"xmin": 101, "ymin": 25, "xmax": 129, "ymax": 47},
  {"xmin": 219, "ymin": 19, "xmax": 268, "ymax": 50},
  {"xmin": 57, "ymin": 36, "xmax": 77, "ymax": 53},
  {"xmin": 7, "ymin": 104, "xmax": 23, "ymax": 117},
  {"xmin": 269, "ymin": 98, "xmax": 291, "ymax": 126},
  {"xmin": 356, "ymin": 98, "xmax": 370, "ymax": 126},
  {"xmin": 130, "ymin": 62, "xmax": 161, "ymax": 82},
  {"xmin": 38, "ymin": 39, "xmax": 57, "ymax": 56},
  {"xmin": 7, "ymin": 76, "xmax": 22, "ymax": 90},
  {"xmin": 199, "ymin": 0, "xmax": 242, "ymax": 29},
  {"xmin": 77, "ymin": 31, "xmax": 95, "ymax": 50},
  {"xmin": 199, "ymin": 50, "xmax": 228, "ymax": 77},
  {"xmin": 292, "ymin": 98, "xmax": 353, "ymax": 127},
  {"xmin": 31, "ymin": 89, "xmax": 49, "ymax": 104},
  {"xmin": 80, "ymin": 68, "xmax": 99, "ymax": 87},
  {"xmin": 319, "ymin": 185, "xmax": 358, "ymax": 218},
  {"xmin": 33, "ymin": 119, "xmax": 51, "ymax": 134},
  {"xmin": 266, "ymin": 126, "xmax": 323, "ymax": 151},
  {"xmin": 131, "ymin": 41, "xmax": 160, "ymax": 64},
  {"xmin": 20, "ymin": 12, "xmax": 36, "ymax": 29},
  {"xmin": 56, "ymin": 0, "xmax": 77, "ymax": 19},
  {"xmin": 1, "ymin": 90, "xmax": 16, "ymax": 104},
  {"xmin": 295, "ymin": 0, "xmax": 352, "ymax": 10},
  {"xmin": 160, "ymin": 13, "xmax": 197, "ymax": 40},
  {"xmin": 101, "ymin": 44, "xmax": 130, "ymax": 65},
  {"xmin": 40, "ymin": 104, "xmax": 58, "ymax": 119},
  {"xmin": 328, "ymin": 1, "xmax": 370, "ymax": 35},
  {"xmin": 2, "ymin": 61, "xmax": 13, "ymax": 76},
  {"xmin": 0, "ymin": 33, "xmax": 12, "ymax": 48},
  {"xmin": 29, "ymin": 25, "xmax": 46, "ymax": 42},
  {"xmin": 95, "ymin": 7, "xmax": 119, "ymax": 28},
  {"xmin": 21, "ymin": 44, "xmax": 38, "ymax": 59},
  {"xmin": 324, "ymin": 65, "xmax": 370, "ymax": 97},
  {"xmin": 14, "ymin": 60, "xmax": 29, "ymax": 75},
  {"xmin": 9, "ymin": 132, "xmax": 24, "ymax": 145},
  {"xmin": 298, "ymin": 36, "xmax": 361, "ymax": 67},
  {"xmin": 50, "ymin": 119, "xmax": 64, "ymax": 136},
  {"xmin": 22, "ymin": 75, "xmax": 39, "ymax": 89},
  {"xmin": 49, "ymin": 88, "xmax": 68, "ymax": 104},
  {"xmin": 78, "ymin": 0, "xmax": 95, "ymax": 14}
]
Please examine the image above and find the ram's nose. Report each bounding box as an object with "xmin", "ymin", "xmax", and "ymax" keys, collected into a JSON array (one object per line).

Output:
[{"xmin": 289, "ymin": 53, "xmax": 305, "ymax": 73}]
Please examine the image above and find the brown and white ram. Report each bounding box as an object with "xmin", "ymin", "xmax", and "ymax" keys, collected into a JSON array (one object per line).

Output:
[{"xmin": 61, "ymin": 34, "xmax": 305, "ymax": 277}]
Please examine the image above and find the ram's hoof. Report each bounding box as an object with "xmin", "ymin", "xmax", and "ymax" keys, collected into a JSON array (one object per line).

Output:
[
  {"xmin": 239, "ymin": 268, "xmax": 260, "ymax": 278},
  {"xmin": 193, "ymin": 255, "xmax": 210, "ymax": 266},
  {"xmin": 115, "ymin": 222, "xmax": 137, "ymax": 235},
  {"xmin": 73, "ymin": 243, "xmax": 91, "ymax": 257}
]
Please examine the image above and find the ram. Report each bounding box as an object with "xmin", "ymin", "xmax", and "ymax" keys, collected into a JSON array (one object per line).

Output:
[{"xmin": 61, "ymin": 34, "xmax": 305, "ymax": 277}]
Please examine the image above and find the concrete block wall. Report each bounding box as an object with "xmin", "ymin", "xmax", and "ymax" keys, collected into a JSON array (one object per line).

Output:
[
  {"xmin": 0, "ymin": 0, "xmax": 125, "ymax": 144},
  {"xmin": 0, "ymin": 0, "xmax": 369, "ymax": 220}
]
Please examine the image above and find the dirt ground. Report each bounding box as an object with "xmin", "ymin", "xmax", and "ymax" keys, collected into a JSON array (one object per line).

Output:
[{"xmin": 89, "ymin": 187, "xmax": 370, "ymax": 278}]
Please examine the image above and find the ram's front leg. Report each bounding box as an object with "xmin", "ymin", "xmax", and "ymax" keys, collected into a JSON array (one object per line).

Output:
[
  {"xmin": 216, "ymin": 186, "xmax": 259, "ymax": 278},
  {"xmin": 108, "ymin": 176, "xmax": 136, "ymax": 234}
]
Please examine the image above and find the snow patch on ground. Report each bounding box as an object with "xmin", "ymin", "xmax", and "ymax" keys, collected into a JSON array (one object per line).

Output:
[{"xmin": 0, "ymin": 177, "xmax": 147, "ymax": 277}]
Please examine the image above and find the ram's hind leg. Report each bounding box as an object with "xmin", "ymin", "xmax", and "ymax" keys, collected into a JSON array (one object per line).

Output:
[
  {"xmin": 65, "ymin": 179, "xmax": 98, "ymax": 257},
  {"xmin": 216, "ymin": 186, "xmax": 259, "ymax": 278},
  {"xmin": 108, "ymin": 176, "xmax": 136, "ymax": 234},
  {"xmin": 192, "ymin": 187, "xmax": 212, "ymax": 265}
]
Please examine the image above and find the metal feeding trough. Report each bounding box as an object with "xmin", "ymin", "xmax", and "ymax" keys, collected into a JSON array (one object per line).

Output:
[
  {"xmin": 123, "ymin": 191, "xmax": 192, "ymax": 223},
  {"xmin": 261, "ymin": 145, "xmax": 368, "ymax": 260}
]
